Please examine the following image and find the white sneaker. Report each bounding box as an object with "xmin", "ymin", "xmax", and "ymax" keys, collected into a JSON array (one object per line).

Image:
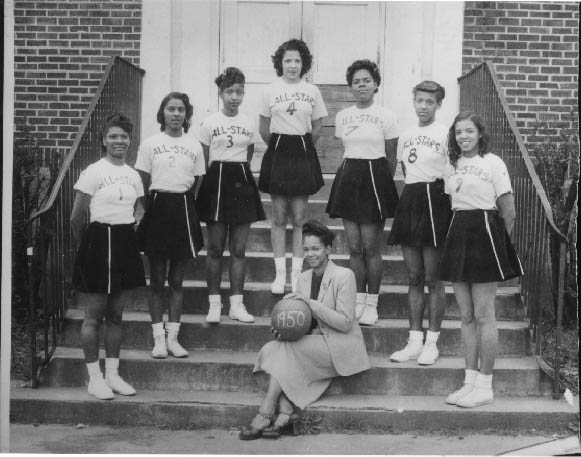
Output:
[
  {"xmin": 455, "ymin": 387, "xmax": 493, "ymax": 408},
  {"xmin": 445, "ymin": 383, "xmax": 474, "ymax": 405},
  {"xmin": 417, "ymin": 341, "xmax": 439, "ymax": 365},
  {"xmin": 106, "ymin": 374, "xmax": 136, "ymax": 396},
  {"xmin": 151, "ymin": 335, "xmax": 168, "ymax": 359},
  {"xmin": 229, "ymin": 302, "xmax": 255, "ymax": 323},
  {"xmin": 206, "ymin": 303, "xmax": 222, "ymax": 324},
  {"xmin": 271, "ymin": 273, "xmax": 286, "ymax": 295},
  {"xmin": 167, "ymin": 338, "xmax": 189, "ymax": 358},
  {"xmin": 358, "ymin": 305, "xmax": 378, "ymax": 326},
  {"xmin": 87, "ymin": 376, "xmax": 114, "ymax": 400},
  {"xmin": 390, "ymin": 338, "xmax": 424, "ymax": 362}
]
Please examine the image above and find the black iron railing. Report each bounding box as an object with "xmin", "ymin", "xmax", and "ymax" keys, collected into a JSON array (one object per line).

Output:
[
  {"xmin": 25, "ymin": 56, "xmax": 144, "ymax": 387},
  {"xmin": 458, "ymin": 61, "xmax": 569, "ymax": 399}
]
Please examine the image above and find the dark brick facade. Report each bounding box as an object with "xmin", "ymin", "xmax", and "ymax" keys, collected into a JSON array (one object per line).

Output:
[
  {"xmin": 13, "ymin": 0, "xmax": 142, "ymax": 154},
  {"xmin": 463, "ymin": 1, "xmax": 579, "ymax": 149}
]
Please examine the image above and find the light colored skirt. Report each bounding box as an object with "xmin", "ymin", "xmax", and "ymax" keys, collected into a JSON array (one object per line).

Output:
[{"xmin": 253, "ymin": 334, "xmax": 339, "ymax": 409}]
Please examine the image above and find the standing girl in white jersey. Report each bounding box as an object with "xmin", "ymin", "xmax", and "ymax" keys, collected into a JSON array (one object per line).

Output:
[
  {"xmin": 71, "ymin": 113, "xmax": 145, "ymax": 400},
  {"xmin": 440, "ymin": 112, "xmax": 523, "ymax": 408},
  {"xmin": 258, "ymin": 39, "xmax": 328, "ymax": 294},
  {"xmin": 326, "ymin": 59, "xmax": 399, "ymax": 326},
  {"xmin": 388, "ymin": 81, "xmax": 452, "ymax": 365},
  {"xmin": 135, "ymin": 92, "xmax": 206, "ymax": 359},
  {"xmin": 197, "ymin": 67, "xmax": 265, "ymax": 324}
]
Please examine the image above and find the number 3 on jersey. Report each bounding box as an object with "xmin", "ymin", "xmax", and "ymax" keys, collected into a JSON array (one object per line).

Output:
[{"xmin": 286, "ymin": 102, "xmax": 297, "ymax": 116}]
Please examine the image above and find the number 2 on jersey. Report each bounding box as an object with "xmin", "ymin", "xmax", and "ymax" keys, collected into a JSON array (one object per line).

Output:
[{"xmin": 286, "ymin": 102, "xmax": 297, "ymax": 116}]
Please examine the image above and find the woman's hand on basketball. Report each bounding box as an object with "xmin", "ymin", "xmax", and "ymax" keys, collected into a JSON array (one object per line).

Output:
[
  {"xmin": 269, "ymin": 327, "xmax": 285, "ymax": 341},
  {"xmin": 284, "ymin": 292, "xmax": 309, "ymax": 305}
]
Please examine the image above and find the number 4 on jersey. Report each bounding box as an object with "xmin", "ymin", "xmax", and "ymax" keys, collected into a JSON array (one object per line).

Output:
[{"xmin": 286, "ymin": 102, "xmax": 297, "ymax": 116}]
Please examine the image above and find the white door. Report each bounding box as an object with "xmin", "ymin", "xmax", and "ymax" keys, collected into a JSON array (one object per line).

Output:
[
  {"xmin": 220, "ymin": 0, "xmax": 384, "ymax": 171},
  {"xmin": 302, "ymin": 1, "xmax": 383, "ymax": 85}
]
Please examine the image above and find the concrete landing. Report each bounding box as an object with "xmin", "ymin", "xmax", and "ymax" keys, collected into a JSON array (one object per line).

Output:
[
  {"xmin": 10, "ymin": 385, "xmax": 577, "ymax": 434},
  {"xmin": 11, "ymin": 423, "xmax": 579, "ymax": 455}
]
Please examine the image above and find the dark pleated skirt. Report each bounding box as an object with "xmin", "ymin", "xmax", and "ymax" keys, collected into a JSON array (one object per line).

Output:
[
  {"xmin": 73, "ymin": 222, "xmax": 146, "ymax": 294},
  {"xmin": 196, "ymin": 161, "xmax": 265, "ymax": 225},
  {"xmin": 438, "ymin": 210, "xmax": 524, "ymax": 283},
  {"xmin": 326, "ymin": 157, "xmax": 399, "ymax": 223},
  {"xmin": 388, "ymin": 179, "xmax": 452, "ymax": 247},
  {"xmin": 258, "ymin": 133, "xmax": 324, "ymax": 196},
  {"xmin": 137, "ymin": 191, "xmax": 204, "ymax": 260}
]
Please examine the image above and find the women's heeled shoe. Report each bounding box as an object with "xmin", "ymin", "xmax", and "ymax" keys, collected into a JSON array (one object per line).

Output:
[
  {"xmin": 261, "ymin": 412, "xmax": 299, "ymax": 438},
  {"xmin": 239, "ymin": 412, "xmax": 273, "ymax": 440}
]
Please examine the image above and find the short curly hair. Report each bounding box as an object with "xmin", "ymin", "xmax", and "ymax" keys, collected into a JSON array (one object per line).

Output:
[
  {"xmin": 271, "ymin": 39, "xmax": 313, "ymax": 78},
  {"xmin": 447, "ymin": 112, "xmax": 491, "ymax": 168},
  {"xmin": 346, "ymin": 59, "xmax": 381, "ymax": 93},
  {"xmin": 302, "ymin": 220, "xmax": 336, "ymax": 248},
  {"xmin": 100, "ymin": 112, "xmax": 133, "ymax": 153},
  {"xmin": 215, "ymin": 67, "xmax": 245, "ymax": 92},
  {"xmin": 412, "ymin": 80, "xmax": 446, "ymax": 103},
  {"xmin": 156, "ymin": 92, "xmax": 194, "ymax": 133}
]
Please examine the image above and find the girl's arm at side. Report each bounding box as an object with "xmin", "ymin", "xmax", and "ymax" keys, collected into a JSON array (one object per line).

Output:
[
  {"xmin": 385, "ymin": 138, "xmax": 398, "ymax": 177},
  {"xmin": 311, "ymin": 118, "xmax": 323, "ymax": 146},
  {"xmin": 259, "ymin": 116, "xmax": 272, "ymax": 145},
  {"xmin": 70, "ymin": 191, "xmax": 91, "ymax": 243},
  {"xmin": 497, "ymin": 192, "xmax": 516, "ymax": 235},
  {"xmin": 247, "ymin": 144, "xmax": 255, "ymax": 164}
]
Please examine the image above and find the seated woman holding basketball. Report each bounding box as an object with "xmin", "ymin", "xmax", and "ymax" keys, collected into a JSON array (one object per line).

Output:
[{"xmin": 239, "ymin": 220, "xmax": 370, "ymax": 440}]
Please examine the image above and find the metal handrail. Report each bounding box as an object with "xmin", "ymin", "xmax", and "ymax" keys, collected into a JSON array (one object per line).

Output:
[
  {"xmin": 25, "ymin": 56, "xmax": 144, "ymax": 387},
  {"xmin": 458, "ymin": 61, "xmax": 568, "ymax": 399}
]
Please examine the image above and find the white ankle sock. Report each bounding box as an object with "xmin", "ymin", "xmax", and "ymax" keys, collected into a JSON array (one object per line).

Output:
[
  {"xmin": 291, "ymin": 257, "xmax": 303, "ymax": 272},
  {"xmin": 356, "ymin": 293, "xmax": 367, "ymax": 306},
  {"xmin": 465, "ymin": 369, "xmax": 479, "ymax": 385},
  {"xmin": 274, "ymin": 257, "xmax": 286, "ymax": 273},
  {"xmin": 409, "ymin": 330, "xmax": 424, "ymax": 341},
  {"xmin": 475, "ymin": 373, "xmax": 493, "ymax": 389},
  {"xmin": 366, "ymin": 294, "xmax": 379, "ymax": 307},
  {"xmin": 209, "ymin": 294, "xmax": 222, "ymax": 305},
  {"xmin": 229, "ymin": 294, "xmax": 243, "ymax": 306},
  {"xmin": 86, "ymin": 361, "xmax": 102, "ymax": 378},
  {"xmin": 425, "ymin": 330, "xmax": 440, "ymax": 343},
  {"xmin": 151, "ymin": 322, "xmax": 165, "ymax": 337},
  {"xmin": 105, "ymin": 358, "xmax": 119, "ymax": 377}
]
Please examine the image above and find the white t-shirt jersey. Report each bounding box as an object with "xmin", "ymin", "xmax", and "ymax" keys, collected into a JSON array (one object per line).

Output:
[
  {"xmin": 260, "ymin": 78, "xmax": 328, "ymax": 135},
  {"xmin": 444, "ymin": 153, "xmax": 513, "ymax": 211},
  {"xmin": 74, "ymin": 158, "xmax": 144, "ymax": 225},
  {"xmin": 397, "ymin": 122, "xmax": 449, "ymax": 184},
  {"xmin": 199, "ymin": 111, "xmax": 259, "ymax": 165},
  {"xmin": 335, "ymin": 103, "xmax": 399, "ymax": 160},
  {"xmin": 135, "ymin": 132, "xmax": 205, "ymax": 193}
]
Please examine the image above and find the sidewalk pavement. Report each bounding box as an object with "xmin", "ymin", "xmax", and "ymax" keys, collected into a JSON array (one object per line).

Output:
[{"xmin": 9, "ymin": 423, "xmax": 579, "ymax": 455}]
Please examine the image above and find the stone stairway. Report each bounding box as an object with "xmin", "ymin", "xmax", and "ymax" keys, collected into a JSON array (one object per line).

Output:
[{"xmin": 10, "ymin": 175, "xmax": 576, "ymax": 434}]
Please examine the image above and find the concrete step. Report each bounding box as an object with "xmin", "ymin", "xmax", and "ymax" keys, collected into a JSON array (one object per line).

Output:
[
  {"xmin": 142, "ymin": 252, "xmax": 518, "ymax": 287},
  {"xmin": 177, "ymin": 252, "xmax": 412, "ymax": 284},
  {"xmin": 210, "ymin": 220, "xmax": 401, "ymax": 256},
  {"xmin": 11, "ymin": 386, "xmax": 576, "ymax": 434},
  {"xmin": 60, "ymin": 310, "xmax": 533, "ymax": 357},
  {"xmin": 90, "ymin": 282, "xmax": 524, "ymax": 321},
  {"xmin": 40, "ymin": 347, "xmax": 552, "ymax": 397},
  {"xmin": 260, "ymin": 199, "xmax": 349, "ymax": 227}
]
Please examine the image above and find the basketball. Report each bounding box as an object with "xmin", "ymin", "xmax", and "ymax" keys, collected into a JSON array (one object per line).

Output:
[{"xmin": 270, "ymin": 298, "xmax": 313, "ymax": 342}]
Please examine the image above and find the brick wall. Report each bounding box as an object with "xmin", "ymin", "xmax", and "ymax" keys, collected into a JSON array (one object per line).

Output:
[
  {"xmin": 14, "ymin": 0, "xmax": 142, "ymax": 154},
  {"xmin": 462, "ymin": 1, "xmax": 579, "ymax": 149}
]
